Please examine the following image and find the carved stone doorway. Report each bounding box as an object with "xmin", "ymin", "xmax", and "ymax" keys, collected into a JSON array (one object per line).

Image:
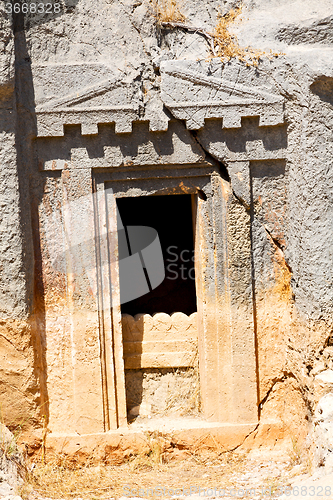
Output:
[
  {"xmin": 38, "ymin": 161, "xmax": 259, "ymax": 436},
  {"xmin": 97, "ymin": 164, "xmax": 258, "ymax": 428},
  {"xmin": 33, "ymin": 57, "xmax": 287, "ymax": 440},
  {"xmin": 116, "ymin": 194, "xmax": 199, "ymax": 420}
]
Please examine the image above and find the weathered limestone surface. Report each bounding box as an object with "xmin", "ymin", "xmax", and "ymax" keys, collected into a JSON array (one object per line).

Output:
[
  {"xmin": 0, "ymin": 0, "xmax": 332, "ymax": 450},
  {"xmin": 0, "ymin": 424, "xmax": 24, "ymax": 500},
  {"xmin": 313, "ymin": 393, "xmax": 333, "ymax": 472},
  {"xmin": 0, "ymin": 10, "xmax": 40, "ymax": 433},
  {"xmin": 125, "ymin": 366, "xmax": 200, "ymax": 418}
]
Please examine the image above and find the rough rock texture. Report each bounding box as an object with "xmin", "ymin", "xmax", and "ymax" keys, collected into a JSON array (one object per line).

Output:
[
  {"xmin": 0, "ymin": 0, "xmax": 332, "ymax": 453},
  {"xmin": 0, "ymin": 9, "xmax": 41, "ymax": 434},
  {"xmin": 313, "ymin": 393, "xmax": 333, "ymax": 471},
  {"xmin": 0, "ymin": 424, "xmax": 24, "ymax": 500},
  {"xmin": 125, "ymin": 367, "xmax": 200, "ymax": 418}
]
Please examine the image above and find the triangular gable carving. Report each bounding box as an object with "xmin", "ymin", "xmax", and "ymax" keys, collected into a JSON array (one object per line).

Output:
[
  {"xmin": 33, "ymin": 63, "xmax": 125, "ymax": 108},
  {"xmin": 33, "ymin": 63, "xmax": 143, "ymax": 136},
  {"xmin": 37, "ymin": 78, "xmax": 125, "ymax": 111},
  {"xmin": 161, "ymin": 60, "xmax": 285, "ymax": 129},
  {"xmin": 33, "ymin": 63, "xmax": 171, "ymax": 136},
  {"xmin": 32, "ymin": 61, "xmax": 284, "ymax": 138}
]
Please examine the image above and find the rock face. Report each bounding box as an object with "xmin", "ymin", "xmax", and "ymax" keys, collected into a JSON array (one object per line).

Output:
[
  {"xmin": 313, "ymin": 394, "xmax": 333, "ymax": 472},
  {"xmin": 0, "ymin": 0, "xmax": 332, "ymax": 450},
  {"xmin": 0, "ymin": 424, "xmax": 24, "ymax": 500},
  {"xmin": 0, "ymin": 9, "xmax": 40, "ymax": 434}
]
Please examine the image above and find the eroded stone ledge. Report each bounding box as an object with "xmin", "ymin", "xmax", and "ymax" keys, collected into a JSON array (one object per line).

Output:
[{"xmin": 122, "ymin": 312, "xmax": 198, "ymax": 369}]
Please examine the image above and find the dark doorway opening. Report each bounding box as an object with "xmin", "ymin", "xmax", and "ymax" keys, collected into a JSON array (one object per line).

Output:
[{"xmin": 117, "ymin": 194, "xmax": 197, "ymax": 316}]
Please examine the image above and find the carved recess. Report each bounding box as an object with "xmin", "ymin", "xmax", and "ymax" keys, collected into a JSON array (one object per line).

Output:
[{"xmin": 122, "ymin": 312, "xmax": 198, "ymax": 369}]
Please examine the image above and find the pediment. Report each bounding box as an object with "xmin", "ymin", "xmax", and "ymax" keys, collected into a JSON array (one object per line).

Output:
[
  {"xmin": 160, "ymin": 60, "xmax": 285, "ymax": 129},
  {"xmin": 32, "ymin": 60, "xmax": 285, "ymax": 138},
  {"xmin": 33, "ymin": 63, "xmax": 129, "ymax": 111},
  {"xmin": 32, "ymin": 63, "xmax": 171, "ymax": 136},
  {"xmin": 33, "ymin": 63, "xmax": 139, "ymax": 136}
]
